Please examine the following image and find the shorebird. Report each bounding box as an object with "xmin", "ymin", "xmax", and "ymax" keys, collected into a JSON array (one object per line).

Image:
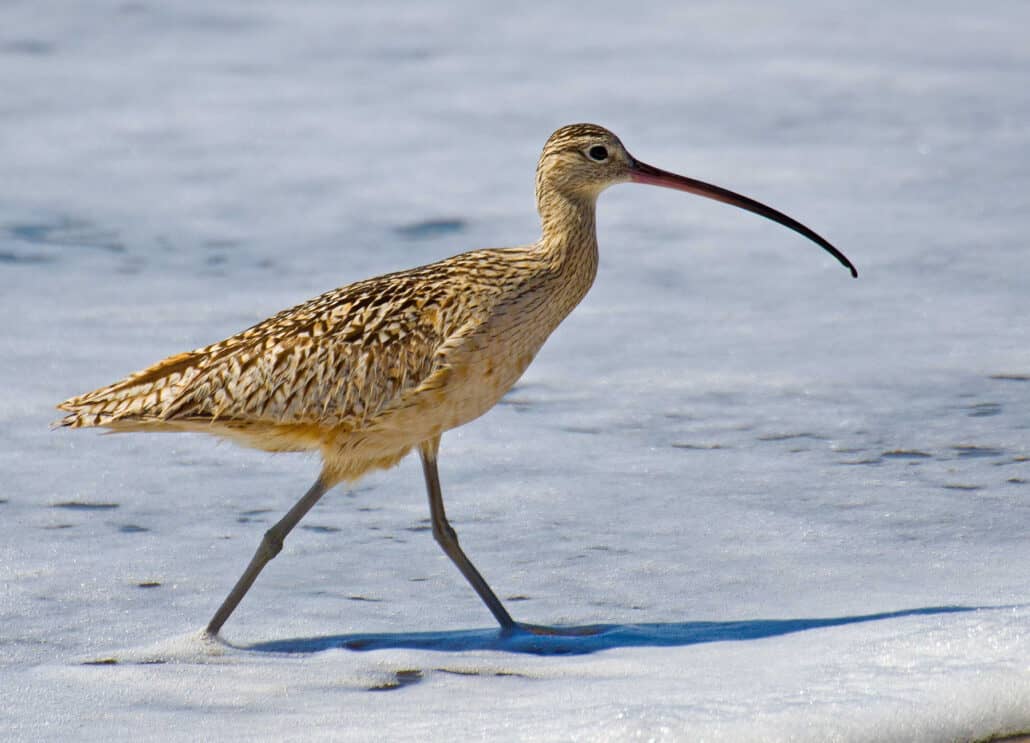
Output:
[{"xmin": 56, "ymin": 123, "xmax": 856, "ymax": 636}]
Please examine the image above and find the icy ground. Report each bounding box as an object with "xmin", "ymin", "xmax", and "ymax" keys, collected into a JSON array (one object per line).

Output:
[{"xmin": 2, "ymin": 1, "xmax": 1029, "ymax": 741}]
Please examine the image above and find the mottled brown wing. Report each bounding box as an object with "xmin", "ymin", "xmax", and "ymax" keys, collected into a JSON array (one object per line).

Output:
[
  {"xmin": 56, "ymin": 266, "xmax": 476, "ymax": 430},
  {"xmin": 160, "ymin": 282, "xmax": 457, "ymax": 427}
]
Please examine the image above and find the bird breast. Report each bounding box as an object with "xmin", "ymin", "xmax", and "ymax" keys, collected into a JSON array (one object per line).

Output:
[{"xmin": 363, "ymin": 245, "xmax": 595, "ymax": 447}]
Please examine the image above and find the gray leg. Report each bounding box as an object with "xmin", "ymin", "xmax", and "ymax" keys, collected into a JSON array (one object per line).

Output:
[
  {"xmin": 419, "ymin": 436, "xmax": 515, "ymax": 630},
  {"xmin": 206, "ymin": 474, "xmax": 333, "ymax": 636}
]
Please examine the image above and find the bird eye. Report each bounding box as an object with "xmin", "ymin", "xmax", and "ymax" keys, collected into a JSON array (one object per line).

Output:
[{"xmin": 586, "ymin": 145, "xmax": 609, "ymax": 162}]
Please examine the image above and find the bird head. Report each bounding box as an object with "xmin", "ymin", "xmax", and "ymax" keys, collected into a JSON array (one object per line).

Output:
[{"xmin": 536, "ymin": 123, "xmax": 857, "ymax": 277}]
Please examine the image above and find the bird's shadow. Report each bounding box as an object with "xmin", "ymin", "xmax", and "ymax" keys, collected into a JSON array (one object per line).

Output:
[{"xmin": 246, "ymin": 605, "xmax": 976, "ymax": 657}]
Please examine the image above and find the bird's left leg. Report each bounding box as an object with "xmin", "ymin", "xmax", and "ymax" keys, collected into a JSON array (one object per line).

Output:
[{"xmin": 419, "ymin": 435, "xmax": 516, "ymax": 630}]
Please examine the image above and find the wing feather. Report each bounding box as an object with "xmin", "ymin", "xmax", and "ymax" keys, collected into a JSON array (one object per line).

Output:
[{"xmin": 55, "ymin": 252, "xmax": 513, "ymax": 431}]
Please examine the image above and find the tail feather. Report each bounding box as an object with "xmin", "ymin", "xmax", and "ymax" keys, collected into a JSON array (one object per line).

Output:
[{"xmin": 55, "ymin": 351, "xmax": 205, "ymax": 428}]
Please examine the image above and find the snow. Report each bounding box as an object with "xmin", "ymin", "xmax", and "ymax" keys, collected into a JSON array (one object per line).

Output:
[{"xmin": 2, "ymin": 1, "xmax": 1029, "ymax": 740}]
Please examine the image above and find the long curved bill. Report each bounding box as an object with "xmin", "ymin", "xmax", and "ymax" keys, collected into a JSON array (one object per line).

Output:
[{"xmin": 629, "ymin": 159, "xmax": 857, "ymax": 277}]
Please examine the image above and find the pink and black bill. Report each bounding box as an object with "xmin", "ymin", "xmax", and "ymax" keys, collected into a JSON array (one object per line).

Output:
[{"xmin": 629, "ymin": 159, "xmax": 857, "ymax": 278}]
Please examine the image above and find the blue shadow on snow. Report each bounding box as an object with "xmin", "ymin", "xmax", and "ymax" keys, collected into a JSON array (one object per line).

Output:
[{"xmin": 247, "ymin": 605, "xmax": 975, "ymax": 657}]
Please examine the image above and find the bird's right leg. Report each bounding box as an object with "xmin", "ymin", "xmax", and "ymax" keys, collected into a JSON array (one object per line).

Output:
[{"xmin": 205, "ymin": 473, "xmax": 333, "ymax": 637}]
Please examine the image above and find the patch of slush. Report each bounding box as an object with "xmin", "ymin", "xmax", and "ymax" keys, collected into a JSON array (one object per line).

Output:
[{"xmin": 14, "ymin": 607, "xmax": 1030, "ymax": 742}]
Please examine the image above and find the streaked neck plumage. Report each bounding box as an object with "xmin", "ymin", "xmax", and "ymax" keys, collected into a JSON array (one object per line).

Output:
[{"xmin": 533, "ymin": 182, "xmax": 600, "ymax": 317}]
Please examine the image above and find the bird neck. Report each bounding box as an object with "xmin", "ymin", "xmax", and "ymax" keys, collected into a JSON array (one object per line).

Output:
[{"xmin": 536, "ymin": 190, "xmax": 599, "ymax": 285}]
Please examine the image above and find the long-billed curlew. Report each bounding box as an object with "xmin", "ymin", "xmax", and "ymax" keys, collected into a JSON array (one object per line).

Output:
[{"xmin": 56, "ymin": 123, "xmax": 857, "ymax": 637}]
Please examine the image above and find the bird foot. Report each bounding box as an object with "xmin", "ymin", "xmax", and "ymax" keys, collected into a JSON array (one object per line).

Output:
[{"xmin": 509, "ymin": 622, "xmax": 606, "ymax": 637}]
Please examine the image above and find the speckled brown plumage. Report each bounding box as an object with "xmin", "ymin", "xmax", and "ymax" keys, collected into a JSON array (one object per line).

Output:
[
  {"xmin": 58, "ymin": 125, "xmax": 618, "ymax": 486},
  {"xmin": 56, "ymin": 123, "xmax": 854, "ymax": 635}
]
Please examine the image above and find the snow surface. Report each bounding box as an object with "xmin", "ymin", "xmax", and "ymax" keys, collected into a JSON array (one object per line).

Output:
[{"xmin": 2, "ymin": 1, "xmax": 1029, "ymax": 740}]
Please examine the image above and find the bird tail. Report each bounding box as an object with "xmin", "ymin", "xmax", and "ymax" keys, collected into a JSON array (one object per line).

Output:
[{"xmin": 54, "ymin": 351, "xmax": 203, "ymax": 429}]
